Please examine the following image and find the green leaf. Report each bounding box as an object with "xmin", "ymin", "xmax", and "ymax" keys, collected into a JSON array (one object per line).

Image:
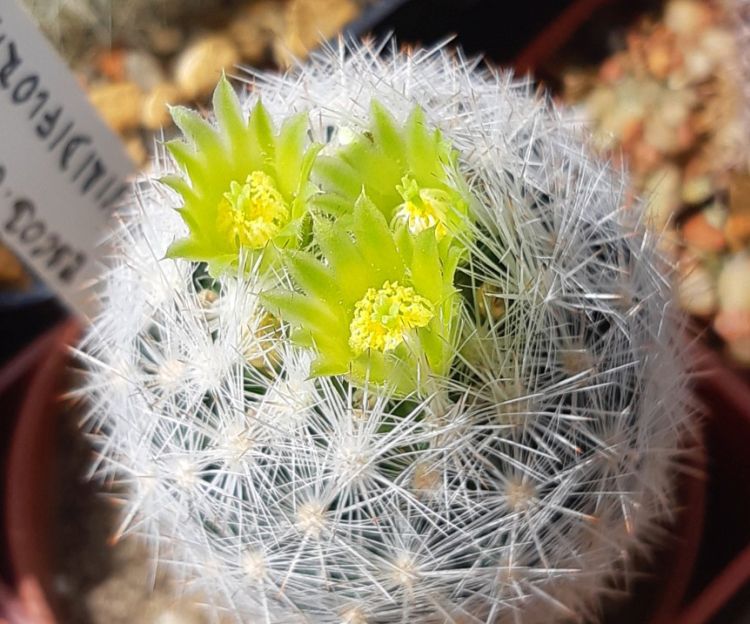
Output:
[
  {"xmin": 370, "ymin": 100, "xmax": 405, "ymax": 163},
  {"xmin": 313, "ymin": 219, "xmax": 370, "ymax": 305},
  {"xmin": 248, "ymin": 100, "xmax": 275, "ymax": 162},
  {"xmin": 284, "ymin": 250, "xmax": 342, "ymax": 309},
  {"xmin": 314, "ymin": 155, "xmax": 363, "ymax": 198},
  {"xmin": 351, "ymin": 194, "xmax": 404, "ymax": 283},
  {"xmin": 170, "ymin": 106, "xmax": 223, "ymax": 159},
  {"xmin": 410, "ymin": 228, "xmax": 441, "ymax": 302},
  {"xmin": 275, "ymin": 113, "xmax": 308, "ymax": 197},
  {"xmin": 261, "ymin": 289, "xmax": 340, "ymax": 333},
  {"xmin": 213, "ymin": 74, "xmax": 246, "ymax": 143}
]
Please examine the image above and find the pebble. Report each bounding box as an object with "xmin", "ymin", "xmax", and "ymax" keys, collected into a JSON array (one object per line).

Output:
[
  {"xmin": 88, "ymin": 81, "xmax": 144, "ymax": 133},
  {"xmin": 97, "ymin": 49, "xmax": 126, "ymax": 82},
  {"xmin": 677, "ymin": 261, "xmax": 717, "ymax": 317},
  {"xmin": 681, "ymin": 174, "xmax": 714, "ymax": 204},
  {"xmin": 725, "ymin": 213, "xmax": 750, "ymax": 250},
  {"xmin": 228, "ymin": 0, "xmax": 285, "ymax": 64},
  {"xmin": 643, "ymin": 116, "xmax": 681, "ymax": 154},
  {"xmin": 142, "ymin": 83, "xmax": 182, "ymax": 131},
  {"xmin": 124, "ymin": 50, "xmax": 165, "ymax": 92},
  {"xmin": 727, "ymin": 337, "xmax": 750, "ymax": 365},
  {"xmin": 682, "ymin": 211, "xmax": 725, "ymax": 252},
  {"xmin": 643, "ymin": 164, "xmax": 681, "ymax": 227},
  {"xmin": 681, "ymin": 48, "xmax": 715, "ymax": 84},
  {"xmin": 598, "ymin": 56, "xmax": 624, "ymax": 84},
  {"xmin": 714, "ymin": 310, "xmax": 750, "ymax": 342},
  {"xmin": 0, "ymin": 245, "xmax": 28, "ymax": 288},
  {"xmin": 146, "ymin": 25, "xmax": 185, "ymax": 57},
  {"xmin": 664, "ymin": 0, "xmax": 711, "ymax": 38},
  {"xmin": 729, "ymin": 173, "xmax": 750, "ymax": 213},
  {"xmin": 278, "ymin": 0, "xmax": 359, "ymax": 65},
  {"xmin": 717, "ymin": 254, "xmax": 750, "ymax": 312},
  {"xmin": 698, "ymin": 28, "xmax": 735, "ymax": 65},
  {"xmin": 646, "ymin": 42, "xmax": 672, "ymax": 79},
  {"xmin": 174, "ymin": 34, "xmax": 240, "ymax": 101},
  {"xmin": 124, "ymin": 135, "xmax": 147, "ymax": 168}
]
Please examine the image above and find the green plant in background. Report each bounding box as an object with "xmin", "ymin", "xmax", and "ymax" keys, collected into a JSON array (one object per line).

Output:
[
  {"xmin": 163, "ymin": 76, "xmax": 320, "ymax": 275},
  {"xmin": 262, "ymin": 193, "xmax": 462, "ymax": 394}
]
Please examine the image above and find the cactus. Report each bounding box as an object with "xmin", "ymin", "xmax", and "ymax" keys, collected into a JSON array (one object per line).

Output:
[{"xmin": 79, "ymin": 41, "xmax": 694, "ymax": 623}]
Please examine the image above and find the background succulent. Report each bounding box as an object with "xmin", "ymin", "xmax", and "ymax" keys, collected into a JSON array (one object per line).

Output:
[{"xmin": 79, "ymin": 41, "xmax": 694, "ymax": 623}]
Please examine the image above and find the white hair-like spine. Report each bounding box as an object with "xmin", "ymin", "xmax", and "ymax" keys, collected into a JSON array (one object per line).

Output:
[{"xmin": 77, "ymin": 40, "xmax": 694, "ymax": 623}]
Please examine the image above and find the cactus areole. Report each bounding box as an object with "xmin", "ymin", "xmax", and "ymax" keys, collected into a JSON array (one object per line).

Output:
[{"xmin": 81, "ymin": 43, "xmax": 693, "ymax": 623}]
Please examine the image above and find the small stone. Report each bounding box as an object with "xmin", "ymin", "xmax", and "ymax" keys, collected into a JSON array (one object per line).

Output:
[
  {"xmin": 146, "ymin": 25, "xmax": 185, "ymax": 57},
  {"xmin": 643, "ymin": 164, "xmax": 681, "ymax": 228},
  {"xmin": 681, "ymin": 174, "xmax": 713, "ymax": 205},
  {"xmin": 584, "ymin": 86, "xmax": 617, "ymax": 122},
  {"xmin": 725, "ymin": 213, "xmax": 750, "ymax": 250},
  {"xmin": 124, "ymin": 50, "xmax": 165, "ymax": 92},
  {"xmin": 717, "ymin": 254, "xmax": 750, "ymax": 312},
  {"xmin": 714, "ymin": 310, "xmax": 750, "ymax": 342},
  {"xmin": 142, "ymin": 83, "xmax": 181, "ymax": 131},
  {"xmin": 677, "ymin": 261, "xmax": 717, "ymax": 317},
  {"xmin": 646, "ymin": 42, "xmax": 672, "ymax": 79},
  {"xmin": 97, "ymin": 48, "xmax": 126, "ymax": 82},
  {"xmin": 630, "ymin": 140, "xmax": 663, "ymax": 174},
  {"xmin": 228, "ymin": 0, "xmax": 285, "ymax": 63},
  {"xmin": 682, "ymin": 212, "xmax": 725, "ymax": 252},
  {"xmin": 643, "ymin": 116, "xmax": 681, "ymax": 154},
  {"xmin": 277, "ymin": 0, "xmax": 359, "ymax": 66},
  {"xmin": 174, "ymin": 34, "xmax": 240, "ymax": 101},
  {"xmin": 562, "ymin": 68, "xmax": 594, "ymax": 101},
  {"xmin": 124, "ymin": 135, "xmax": 147, "ymax": 168},
  {"xmin": 727, "ymin": 337, "xmax": 750, "ymax": 365},
  {"xmin": 729, "ymin": 173, "xmax": 750, "ymax": 213},
  {"xmin": 681, "ymin": 48, "xmax": 715, "ymax": 84},
  {"xmin": 665, "ymin": 0, "xmax": 711, "ymax": 38},
  {"xmin": 599, "ymin": 56, "xmax": 624, "ymax": 84},
  {"xmin": 698, "ymin": 28, "xmax": 735, "ymax": 65},
  {"xmin": 88, "ymin": 81, "xmax": 144, "ymax": 134},
  {"xmin": 0, "ymin": 245, "xmax": 29, "ymax": 288}
]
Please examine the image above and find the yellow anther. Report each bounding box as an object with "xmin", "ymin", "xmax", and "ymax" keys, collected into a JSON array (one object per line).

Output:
[
  {"xmin": 349, "ymin": 281, "xmax": 434, "ymax": 354},
  {"xmin": 394, "ymin": 176, "xmax": 450, "ymax": 240},
  {"xmin": 216, "ymin": 171, "xmax": 289, "ymax": 249}
]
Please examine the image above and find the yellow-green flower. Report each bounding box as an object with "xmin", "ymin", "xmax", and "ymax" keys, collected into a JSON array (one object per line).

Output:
[
  {"xmin": 313, "ymin": 101, "xmax": 473, "ymax": 259},
  {"xmin": 163, "ymin": 75, "xmax": 320, "ymax": 275},
  {"xmin": 349, "ymin": 281, "xmax": 434, "ymax": 354},
  {"xmin": 261, "ymin": 194, "xmax": 462, "ymax": 396}
]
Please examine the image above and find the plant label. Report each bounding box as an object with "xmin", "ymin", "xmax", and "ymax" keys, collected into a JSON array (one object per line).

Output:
[{"xmin": 0, "ymin": 0, "xmax": 134, "ymax": 320}]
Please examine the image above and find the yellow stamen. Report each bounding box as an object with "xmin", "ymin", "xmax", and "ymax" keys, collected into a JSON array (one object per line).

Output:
[
  {"xmin": 349, "ymin": 281, "xmax": 434, "ymax": 354},
  {"xmin": 217, "ymin": 171, "xmax": 289, "ymax": 249},
  {"xmin": 394, "ymin": 177, "xmax": 450, "ymax": 240}
]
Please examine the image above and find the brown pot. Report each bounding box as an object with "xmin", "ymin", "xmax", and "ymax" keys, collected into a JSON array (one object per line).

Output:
[{"xmin": 1, "ymin": 319, "xmax": 80, "ymax": 623}]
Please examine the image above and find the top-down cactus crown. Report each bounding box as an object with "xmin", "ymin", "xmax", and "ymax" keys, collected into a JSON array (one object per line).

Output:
[{"xmin": 79, "ymin": 41, "xmax": 693, "ymax": 623}]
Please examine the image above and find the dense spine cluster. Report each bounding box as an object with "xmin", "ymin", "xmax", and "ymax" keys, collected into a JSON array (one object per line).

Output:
[{"xmin": 79, "ymin": 41, "xmax": 693, "ymax": 623}]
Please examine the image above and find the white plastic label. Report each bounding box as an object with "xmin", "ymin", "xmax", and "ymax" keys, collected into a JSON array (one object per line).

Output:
[{"xmin": 0, "ymin": 0, "xmax": 134, "ymax": 320}]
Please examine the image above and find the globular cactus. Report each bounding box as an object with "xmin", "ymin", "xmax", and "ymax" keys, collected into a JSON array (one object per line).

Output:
[{"xmin": 79, "ymin": 42, "xmax": 694, "ymax": 623}]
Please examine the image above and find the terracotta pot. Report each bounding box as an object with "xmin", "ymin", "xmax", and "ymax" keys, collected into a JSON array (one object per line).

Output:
[
  {"xmin": 0, "ymin": 320, "xmax": 711, "ymax": 623},
  {"xmin": 1, "ymin": 319, "xmax": 80, "ymax": 623}
]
